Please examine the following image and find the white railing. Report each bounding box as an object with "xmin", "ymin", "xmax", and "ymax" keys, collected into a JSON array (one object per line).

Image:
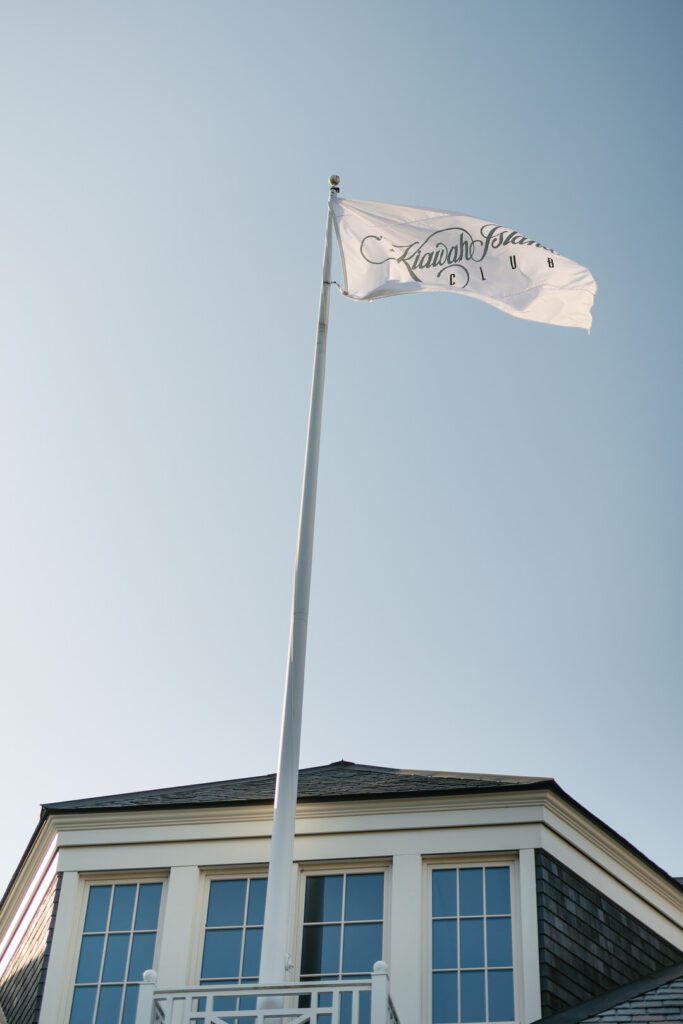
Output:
[{"xmin": 135, "ymin": 962, "xmax": 398, "ymax": 1024}]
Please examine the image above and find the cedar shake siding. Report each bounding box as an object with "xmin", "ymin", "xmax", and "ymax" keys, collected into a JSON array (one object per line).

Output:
[
  {"xmin": 0, "ymin": 875, "xmax": 61, "ymax": 1024},
  {"xmin": 536, "ymin": 850, "xmax": 680, "ymax": 1017}
]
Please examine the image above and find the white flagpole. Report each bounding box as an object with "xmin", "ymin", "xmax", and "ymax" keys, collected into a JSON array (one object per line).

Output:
[{"xmin": 258, "ymin": 175, "xmax": 339, "ymax": 989}]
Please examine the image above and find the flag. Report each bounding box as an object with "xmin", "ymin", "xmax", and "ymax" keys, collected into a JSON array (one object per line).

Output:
[{"xmin": 331, "ymin": 197, "xmax": 596, "ymax": 330}]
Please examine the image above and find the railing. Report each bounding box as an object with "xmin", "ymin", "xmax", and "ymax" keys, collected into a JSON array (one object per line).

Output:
[{"xmin": 135, "ymin": 962, "xmax": 399, "ymax": 1024}]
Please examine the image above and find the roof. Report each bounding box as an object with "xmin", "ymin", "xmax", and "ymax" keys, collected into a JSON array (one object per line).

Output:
[
  {"xmin": 41, "ymin": 760, "xmax": 551, "ymax": 813},
  {"xmin": 535, "ymin": 961, "xmax": 683, "ymax": 1023},
  {"xmin": 37, "ymin": 759, "xmax": 682, "ymax": 904}
]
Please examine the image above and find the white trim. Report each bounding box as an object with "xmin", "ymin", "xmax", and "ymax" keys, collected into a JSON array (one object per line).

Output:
[
  {"xmin": 539, "ymin": 827, "xmax": 683, "ymax": 949},
  {"xmin": 541, "ymin": 793, "xmax": 683, "ymax": 927},
  {"xmin": 390, "ymin": 853, "xmax": 422, "ymax": 1024},
  {"xmin": 47, "ymin": 787, "xmax": 681, "ymax": 918},
  {"xmin": 155, "ymin": 866, "xmax": 202, "ymax": 989},
  {"xmin": 0, "ymin": 845, "xmax": 57, "ymax": 980},
  {"xmin": 517, "ymin": 850, "xmax": 541, "ymax": 1024},
  {"xmin": 39, "ymin": 871, "xmax": 79, "ymax": 1024}
]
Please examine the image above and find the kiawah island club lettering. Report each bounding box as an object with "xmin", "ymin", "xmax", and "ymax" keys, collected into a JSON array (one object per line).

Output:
[{"xmin": 359, "ymin": 223, "xmax": 556, "ymax": 287}]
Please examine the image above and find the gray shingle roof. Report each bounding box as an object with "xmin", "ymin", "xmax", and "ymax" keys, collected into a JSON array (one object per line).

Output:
[
  {"xmin": 534, "ymin": 962, "xmax": 683, "ymax": 1023},
  {"xmin": 42, "ymin": 760, "xmax": 550, "ymax": 813}
]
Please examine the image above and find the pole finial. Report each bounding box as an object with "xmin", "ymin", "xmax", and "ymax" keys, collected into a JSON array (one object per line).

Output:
[{"xmin": 329, "ymin": 174, "xmax": 340, "ymax": 194}]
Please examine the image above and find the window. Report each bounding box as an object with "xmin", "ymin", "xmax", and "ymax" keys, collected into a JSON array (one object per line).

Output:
[
  {"xmin": 196, "ymin": 876, "xmax": 267, "ymax": 1017},
  {"xmin": 299, "ymin": 871, "xmax": 385, "ymax": 1024},
  {"xmin": 300, "ymin": 872, "xmax": 384, "ymax": 981},
  {"xmin": 200, "ymin": 877, "xmax": 267, "ymax": 985},
  {"xmin": 431, "ymin": 866, "xmax": 515, "ymax": 1024},
  {"xmin": 69, "ymin": 881, "xmax": 163, "ymax": 1024}
]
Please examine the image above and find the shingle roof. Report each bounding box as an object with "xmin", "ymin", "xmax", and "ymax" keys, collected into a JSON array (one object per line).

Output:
[
  {"xmin": 535, "ymin": 961, "xmax": 683, "ymax": 1023},
  {"xmin": 41, "ymin": 760, "xmax": 550, "ymax": 813}
]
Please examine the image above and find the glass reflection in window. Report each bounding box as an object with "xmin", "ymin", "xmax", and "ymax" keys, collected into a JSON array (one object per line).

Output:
[
  {"xmin": 431, "ymin": 866, "xmax": 514, "ymax": 1023},
  {"xmin": 69, "ymin": 882, "xmax": 162, "ymax": 1024}
]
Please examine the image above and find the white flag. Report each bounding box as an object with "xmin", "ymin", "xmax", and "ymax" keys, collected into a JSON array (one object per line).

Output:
[{"xmin": 332, "ymin": 197, "xmax": 596, "ymax": 330}]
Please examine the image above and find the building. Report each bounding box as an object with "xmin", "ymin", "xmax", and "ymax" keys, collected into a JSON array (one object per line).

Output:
[{"xmin": 1, "ymin": 761, "xmax": 682, "ymax": 1024}]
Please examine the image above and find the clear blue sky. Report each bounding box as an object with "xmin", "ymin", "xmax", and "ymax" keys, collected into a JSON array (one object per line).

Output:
[{"xmin": 1, "ymin": 0, "xmax": 682, "ymax": 894}]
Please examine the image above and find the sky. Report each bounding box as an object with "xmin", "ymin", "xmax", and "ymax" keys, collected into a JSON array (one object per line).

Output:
[{"xmin": 1, "ymin": 0, "xmax": 682, "ymax": 895}]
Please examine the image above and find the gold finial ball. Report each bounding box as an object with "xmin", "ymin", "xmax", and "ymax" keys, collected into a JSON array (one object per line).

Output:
[{"xmin": 329, "ymin": 174, "xmax": 340, "ymax": 187}]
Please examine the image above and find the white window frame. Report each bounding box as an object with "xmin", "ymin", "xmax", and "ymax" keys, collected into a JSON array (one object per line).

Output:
[
  {"xmin": 191, "ymin": 865, "xmax": 269, "ymax": 985},
  {"xmin": 65, "ymin": 871, "xmax": 168, "ymax": 1024},
  {"xmin": 295, "ymin": 860, "xmax": 392, "ymax": 982},
  {"xmin": 423, "ymin": 855, "xmax": 521, "ymax": 1024}
]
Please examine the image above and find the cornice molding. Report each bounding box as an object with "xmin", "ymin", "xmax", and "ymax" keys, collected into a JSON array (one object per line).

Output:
[
  {"xmin": 46, "ymin": 789, "xmax": 551, "ymax": 834},
  {"xmin": 541, "ymin": 791, "xmax": 683, "ymax": 920},
  {"xmin": 0, "ymin": 823, "xmax": 58, "ymax": 965},
  {"xmin": 6, "ymin": 787, "xmax": 681, "ymax": 946}
]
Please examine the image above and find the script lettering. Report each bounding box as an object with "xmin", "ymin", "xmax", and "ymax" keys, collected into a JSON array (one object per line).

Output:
[{"xmin": 360, "ymin": 222, "xmax": 556, "ymax": 286}]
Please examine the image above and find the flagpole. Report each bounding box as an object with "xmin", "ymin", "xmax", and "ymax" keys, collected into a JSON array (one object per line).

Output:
[{"xmin": 258, "ymin": 175, "xmax": 339, "ymax": 990}]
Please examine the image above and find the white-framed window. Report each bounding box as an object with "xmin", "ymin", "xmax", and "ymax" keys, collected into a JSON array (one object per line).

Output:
[
  {"xmin": 299, "ymin": 868, "xmax": 386, "ymax": 981},
  {"xmin": 429, "ymin": 863, "xmax": 515, "ymax": 1024},
  {"xmin": 193, "ymin": 872, "xmax": 268, "ymax": 1019},
  {"xmin": 68, "ymin": 879, "xmax": 164, "ymax": 1024},
  {"xmin": 298, "ymin": 866, "xmax": 388, "ymax": 1024},
  {"xmin": 199, "ymin": 875, "xmax": 267, "ymax": 985}
]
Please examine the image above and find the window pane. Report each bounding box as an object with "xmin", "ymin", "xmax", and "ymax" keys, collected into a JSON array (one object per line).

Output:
[
  {"xmin": 341, "ymin": 923, "xmax": 382, "ymax": 974},
  {"xmin": 304, "ymin": 876, "xmax": 343, "ymax": 923},
  {"xmin": 485, "ymin": 869, "xmax": 510, "ymax": 916},
  {"xmin": 201, "ymin": 929, "xmax": 242, "ymax": 980},
  {"xmin": 84, "ymin": 887, "xmax": 111, "ymax": 933},
  {"xmin": 213, "ymin": 996, "xmax": 238, "ymax": 1012},
  {"xmin": 110, "ymin": 886, "xmax": 136, "ymax": 932},
  {"xmin": 121, "ymin": 986, "xmax": 139, "ymax": 1024},
  {"xmin": 460, "ymin": 919, "xmax": 484, "ymax": 968},
  {"xmin": 207, "ymin": 880, "xmax": 247, "ymax": 928},
  {"xmin": 432, "ymin": 920, "xmax": 457, "ymax": 970},
  {"xmin": 134, "ymin": 884, "xmax": 162, "ymax": 931},
  {"xmin": 70, "ymin": 986, "xmax": 97, "ymax": 1024},
  {"xmin": 95, "ymin": 985, "xmax": 123, "ymax": 1024},
  {"xmin": 432, "ymin": 972, "xmax": 457, "ymax": 1024},
  {"xmin": 488, "ymin": 971, "xmax": 514, "ymax": 1022},
  {"xmin": 432, "ymin": 870, "xmax": 457, "ymax": 919},
  {"xmin": 242, "ymin": 928, "xmax": 262, "ymax": 977},
  {"xmin": 486, "ymin": 919, "xmax": 512, "ymax": 968},
  {"xmin": 344, "ymin": 875, "xmax": 383, "ymax": 922},
  {"xmin": 301, "ymin": 924, "xmax": 341, "ymax": 975},
  {"xmin": 246, "ymin": 879, "xmax": 267, "ymax": 925},
  {"xmin": 339, "ymin": 991, "xmax": 352, "ymax": 1024},
  {"xmin": 76, "ymin": 935, "xmax": 105, "ymax": 984},
  {"xmin": 128, "ymin": 932, "xmax": 156, "ymax": 981},
  {"xmin": 459, "ymin": 869, "xmax": 483, "ymax": 917},
  {"xmin": 461, "ymin": 971, "xmax": 485, "ymax": 1023},
  {"xmin": 358, "ymin": 990, "xmax": 371, "ymax": 1024},
  {"xmin": 102, "ymin": 934, "xmax": 130, "ymax": 982}
]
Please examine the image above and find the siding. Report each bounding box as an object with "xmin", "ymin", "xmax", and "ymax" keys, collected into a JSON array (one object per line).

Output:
[
  {"xmin": 536, "ymin": 850, "xmax": 680, "ymax": 1017},
  {"xmin": 0, "ymin": 875, "xmax": 61, "ymax": 1024}
]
